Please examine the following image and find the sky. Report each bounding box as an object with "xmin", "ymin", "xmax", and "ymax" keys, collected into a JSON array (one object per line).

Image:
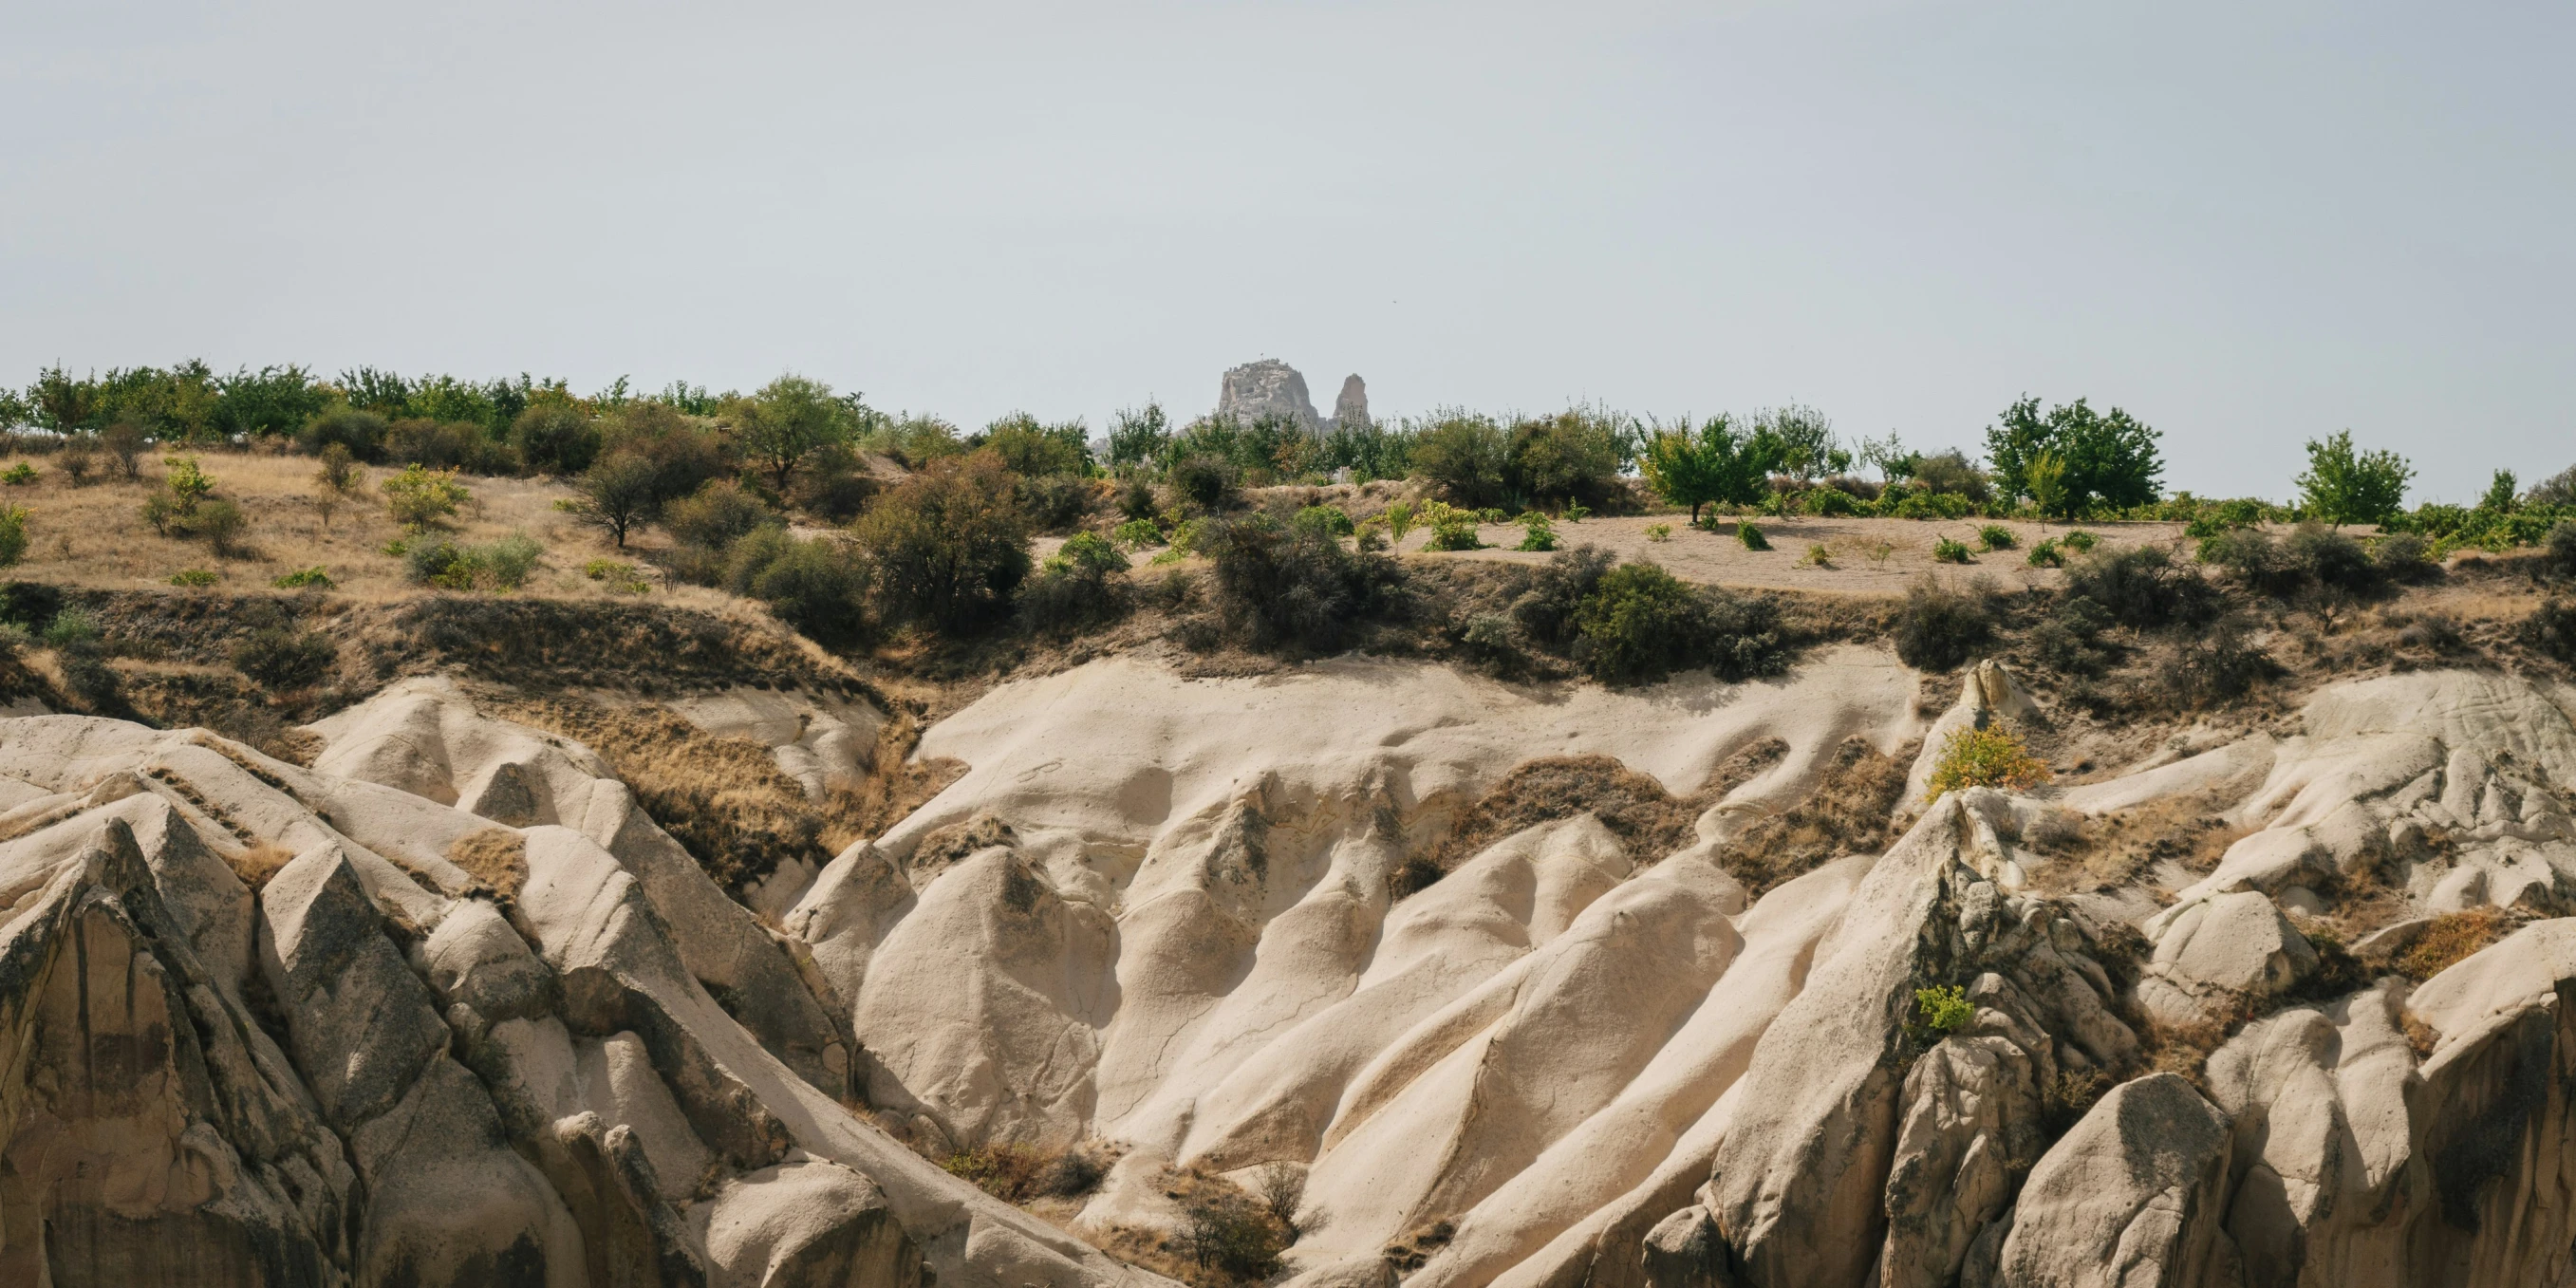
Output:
[{"xmin": 3, "ymin": 0, "xmax": 2567, "ymax": 503}]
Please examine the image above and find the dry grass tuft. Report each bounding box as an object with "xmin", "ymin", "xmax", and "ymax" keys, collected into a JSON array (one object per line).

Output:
[
  {"xmin": 228, "ymin": 842, "xmax": 297, "ymax": 891},
  {"xmin": 1714, "ymin": 737, "xmax": 1913, "ymax": 894},
  {"xmin": 488, "ymin": 692, "xmax": 829, "ymax": 892},
  {"xmin": 2396, "ymin": 908, "xmax": 2517, "ymax": 981},
  {"xmin": 820, "ymin": 711, "xmax": 967, "ymax": 856},
  {"xmin": 447, "ymin": 827, "xmax": 530, "ymax": 904},
  {"xmin": 1425, "ymin": 751, "xmax": 1750, "ymax": 876}
]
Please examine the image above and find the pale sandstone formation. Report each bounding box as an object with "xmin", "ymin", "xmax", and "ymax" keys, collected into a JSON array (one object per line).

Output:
[
  {"xmin": 0, "ymin": 711, "xmax": 1165, "ymax": 1288},
  {"xmin": 16, "ymin": 648, "xmax": 2576, "ymax": 1288}
]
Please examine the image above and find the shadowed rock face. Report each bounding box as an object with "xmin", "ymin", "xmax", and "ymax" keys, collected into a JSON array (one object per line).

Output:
[{"xmin": 15, "ymin": 657, "xmax": 2576, "ymax": 1288}]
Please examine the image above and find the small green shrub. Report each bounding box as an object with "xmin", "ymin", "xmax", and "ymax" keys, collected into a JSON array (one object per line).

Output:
[
  {"xmin": 169, "ymin": 569, "xmax": 218, "ymax": 588},
  {"xmin": 665, "ymin": 478, "xmax": 775, "ymax": 550},
  {"xmin": 1913, "ymin": 984, "xmax": 1975, "ymax": 1036},
  {"xmin": 271, "ymin": 566, "xmax": 333, "ymax": 589},
  {"xmin": 383, "ymin": 463, "xmax": 470, "ymax": 530},
  {"xmin": 0, "ymin": 504, "xmax": 27, "ymax": 569},
  {"xmin": 1645, "ymin": 523, "xmax": 1671, "ymax": 542},
  {"xmin": 406, "ymin": 537, "xmax": 482, "ymax": 589},
  {"xmin": 1932, "ymin": 537, "xmax": 1973, "ymax": 564},
  {"xmin": 1803, "ymin": 543, "xmax": 1832, "ymax": 568},
  {"xmin": 1924, "ymin": 724, "xmax": 2051, "ymax": 801},
  {"xmin": 2025, "ymin": 539, "xmax": 2063, "ymax": 568},
  {"xmin": 2060, "ymin": 530, "xmax": 2098, "ymax": 551},
  {"xmin": 232, "ymin": 627, "xmax": 337, "ymax": 691},
  {"xmin": 2546, "ymin": 520, "xmax": 2576, "ymax": 577},
  {"xmin": 482, "ymin": 532, "xmax": 543, "ymax": 589},
  {"xmin": 1296, "ymin": 504, "xmax": 1356, "ymax": 536},
  {"xmin": 1112, "ymin": 518, "xmax": 1165, "ymax": 549},
  {"xmin": 163, "ymin": 457, "xmax": 215, "ymax": 512},
  {"xmin": 1516, "ymin": 513, "xmax": 1559, "ymax": 552},
  {"xmin": 1801, "ymin": 487, "xmax": 1860, "ymax": 517},
  {"xmin": 1737, "ymin": 521, "xmax": 1769, "ymax": 551},
  {"xmin": 192, "ymin": 498, "xmax": 249, "ymax": 556},
  {"xmin": 1976, "ymin": 525, "xmax": 2016, "ymax": 551},
  {"xmin": 849, "ymin": 454, "xmax": 1033, "ymax": 634},
  {"xmin": 1894, "ymin": 577, "xmax": 1994, "ymax": 671},
  {"xmin": 1572, "ymin": 562, "xmax": 1783, "ymax": 684},
  {"xmin": 1114, "ymin": 476, "xmax": 1158, "ymax": 521},
  {"xmin": 744, "ymin": 535, "xmax": 869, "ymax": 640},
  {"xmin": 1167, "ymin": 456, "xmax": 1238, "ymax": 511},
  {"xmin": 1018, "ymin": 532, "xmax": 1130, "ymax": 634},
  {"xmin": 0, "ymin": 463, "xmax": 34, "ymax": 486},
  {"xmin": 1384, "ymin": 500, "xmax": 1417, "ymax": 544},
  {"xmin": 2373, "ymin": 532, "xmax": 2437, "ymax": 582},
  {"xmin": 1422, "ymin": 502, "xmax": 1484, "ymax": 551}
]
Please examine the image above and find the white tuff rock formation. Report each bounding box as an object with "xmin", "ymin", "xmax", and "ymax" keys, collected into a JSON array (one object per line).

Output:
[{"xmin": 9, "ymin": 652, "xmax": 2576, "ymax": 1287}]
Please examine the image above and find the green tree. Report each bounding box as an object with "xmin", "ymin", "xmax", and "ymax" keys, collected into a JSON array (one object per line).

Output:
[
  {"xmin": 1505, "ymin": 410, "xmax": 1623, "ymax": 508},
  {"xmin": 2296, "ymin": 431, "xmax": 2413, "ymax": 528},
  {"xmin": 1107, "ymin": 402, "xmax": 1171, "ymax": 472},
  {"xmin": 559, "ymin": 452, "xmax": 662, "ymax": 547},
  {"xmin": 727, "ymin": 374, "xmax": 862, "ymax": 494},
  {"xmin": 2478, "ymin": 469, "xmax": 2518, "ymax": 513},
  {"xmin": 1985, "ymin": 396, "xmax": 2163, "ymax": 513},
  {"xmin": 1752, "ymin": 404, "xmax": 1838, "ymax": 480},
  {"xmin": 849, "ymin": 453, "xmax": 1032, "ymax": 633},
  {"xmin": 1637, "ymin": 415, "xmax": 1775, "ymax": 524},
  {"xmin": 980, "ymin": 413, "xmax": 1092, "ymax": 476}
]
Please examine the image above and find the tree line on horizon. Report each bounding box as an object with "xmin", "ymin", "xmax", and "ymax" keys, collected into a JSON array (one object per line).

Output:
[{"xmin": 1, "ymin": 358, "xmax": 2567, "ymax": 558}]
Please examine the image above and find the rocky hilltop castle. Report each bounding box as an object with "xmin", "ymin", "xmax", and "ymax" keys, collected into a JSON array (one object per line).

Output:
[{"xmin": 1216, "ymin": 359, "xmax": 1368, "ymax": 434}]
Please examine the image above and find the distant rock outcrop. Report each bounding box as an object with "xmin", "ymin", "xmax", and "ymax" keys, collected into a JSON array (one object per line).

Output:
[
  {"xmin": 1215, "ymin": 361, "xmax": 1370, "ymax": 434},
  {"xmin": 1333, "ymin": 374, "xmax": 1371, "ymax": 433}
]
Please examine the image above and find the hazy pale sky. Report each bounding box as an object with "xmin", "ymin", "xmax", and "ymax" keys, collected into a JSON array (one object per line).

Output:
[{"xmin": 4, "ymin": 1, "xmax": 2567, "ymax": 501}]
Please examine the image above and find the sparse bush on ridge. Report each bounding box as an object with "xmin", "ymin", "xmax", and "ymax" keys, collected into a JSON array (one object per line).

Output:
[
  {"xmin": 1894, "ymin": 577, "xmax": 1994, "ymax": 671},
  {"xmin": 233, "ymin": 626, "xmax": 336, "ymax": 690},
  {"xmin": 2064, "ymin": 544, "xmax": 2218, "ymax": 630},
  {"xmin": 850, "ymin": 453, "xmax": 1031, "ymax": 634},
  {"xmin": 1202, "ymin": 511, "xmax": 1405, "ymax": 654},
  {"xmin": 1018, "ymin": 532, "xmax": 1129, "ymax": 634}
]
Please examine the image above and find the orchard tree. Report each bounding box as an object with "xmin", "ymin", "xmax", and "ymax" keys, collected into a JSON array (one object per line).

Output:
[
  {"xmin": 2296, "ymin": 431, "xmax": 2413, "ymax": 528},
  {"xmin": 1640, "ymin": 415, "xmax": 1777, "ymax": 525},
  {"xmin": 1985, "ymin": 396, "xmax": 2163, "ymax": 513},
  {"xmin": 728, "ymin": 374, "xmax": 864, "ymax": 495}
]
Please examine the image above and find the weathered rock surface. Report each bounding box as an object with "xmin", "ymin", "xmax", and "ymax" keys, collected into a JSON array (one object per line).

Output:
[
  {"xmin": 1988, "ymin": 1073, "xmax": 2240, "ymax": 1288},
  {"xmin": 1217, "ymin": 359, "xmax": 1325, "ymax": 433},
  {"xmin": 22, "ymin": 651, "xmax": 2576, "ymax": 1288}
]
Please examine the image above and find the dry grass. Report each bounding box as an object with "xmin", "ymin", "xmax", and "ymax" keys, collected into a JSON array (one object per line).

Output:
[
  {"xmin": 1086, "ymin": 1167, "xmax": 1290, "ymax": 1288},
  {"xmin": 0, "ymin": 443, "xmax": 719, "ymax": 607},
  {"xmin": 1386, "ymin": 513, "xmax": 2193, "ymax": 597},
  {"xmin": 2395, "ymin": 908, "xmax": 2517, "ymax": 981},
  {"xmin": 819, "ymin": 710, "xmax": 967, "ymax": 856},
  {"xmin": 227, "ymin": 842, "xmax": 296, "ymax": 891},
  {"xmin": 1713, "ymin": 737, "xmax": 1913, "ymax": 894},
  {"xmin": 447, "ymin": 827, "xmax": 530, "ymax": 904},
  {"xmin": 1423, "ymin": 751, "xmax": 1751, "ymax": 875},
  {"xmin": 2023, "ymin": 794, "xmax": 2245, "ymax": 898},
  {"xmin": 485, "ymin": 691, "xmax": 829, "ymax": 893}
]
